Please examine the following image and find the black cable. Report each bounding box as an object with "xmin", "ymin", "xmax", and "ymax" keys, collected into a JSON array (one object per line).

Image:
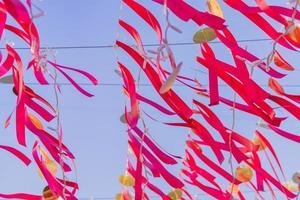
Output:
[
  {"xmin": 16, "ymin": 82, "xmax": 300, "ymax": 88},
  {"xmin": 0, "ymin": 38, "xmax": 272, "ymax": 50},
  {"xmin": 0, "ymin": 37, "xmax": 296, "ymax": 88}
]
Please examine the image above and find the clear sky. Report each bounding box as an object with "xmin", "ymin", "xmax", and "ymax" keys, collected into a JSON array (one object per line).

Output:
[{"xmin": 0, "ymin": 0, "xmax": 299, "ymax": 199}]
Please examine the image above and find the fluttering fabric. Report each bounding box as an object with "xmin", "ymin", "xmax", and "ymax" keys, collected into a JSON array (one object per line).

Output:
[
  {"xmin": 117, "ymin": 0, "xmax": 300, "ymax": 199},
  {"xmin": 0, "ymin": 0, "xmax": 97, "ymax": 199}
]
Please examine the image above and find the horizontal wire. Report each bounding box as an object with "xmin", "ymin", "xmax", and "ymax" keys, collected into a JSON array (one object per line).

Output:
[
  {"xmin": 77, "ymin": 189, "xmax": 284, "ymax": 200},
  {"xmin": 0, "ymin": 37, "xmax": 287, "ymax": 88},
  {"xmin": 0, "ymin": 38, "xmax": 272, "ymax": 50},
  {"xmin": 0, "ymin": 37, "xmax": 283, "ymax": 88},
  {"xmin": 11, "ymin": 82, "xmax": 299, "ymax": 88}
]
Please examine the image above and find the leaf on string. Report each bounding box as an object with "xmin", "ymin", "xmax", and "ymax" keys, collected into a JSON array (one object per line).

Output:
[
  {"xmin": 37, "ymin": 160, "xmax": 58, "ymax": 179},
  {"xmin": 42, "ymin": 186, "xmax": 59, "ymax": 200},
  {"xmin": 251, "ymin": 135, "xmax": 267, "ymax": 151},
  {"xmin": 207, "ymin": 0, "xmax": 224, "ymax": 19},
  {"xmin": 119, "ymin": 174, "xmax": 135, "ymax": 187},
  {"xmin": 269, "ymin": 78, "xmax": 300, "ymax": 104},
  {"xmin": 0, "ymin": 75, "xmax": 13, "ymax": 84},
  {"xmin": 273, "ymin": 50, "xmax": 294, "ymax": 71},
  {"xmin": 286, "ymin": 22, "xmax": 300, "ymax": 44},
  {"xmin": 159, "ymin": 62, "xmax": 182, "ymax": 94},
  {"xmin": 268, "ymin": 78, "xmax": 284, "ymax": 95},
  {"xmin": 120, "ymin": 111, "xmax": 139, "ymax": 124},
  {"xmin": 193, "ymin": 27, "xmax": 217, "ymax": 43},
  {"xmin": 235, "ymin": 165, "xmax": 253, "ymax": 183},
  {"xmin": 168, "ymin": 188, "xmax": 182, "ymax": 200},
  {"xmin": 115, "ymin": 191, "xmax": 132, "ymax": 200},
  {"xmin": 282, "ymin": 181, "xmax": 299, "ymax": 193},
  {"xmin": 292, "ymin": 171, "xmax": 300, "ymax": 184},
  {"xmin": 227, "ymin": 183, "xmax": 240, "ymax": 197},
  {"xmin": 28, "ymin": 113, "xmax": 44, "ymax": 130},
  {"xmin": 37, "ymin": 146, "xmax": 58, "ymax": 179}
]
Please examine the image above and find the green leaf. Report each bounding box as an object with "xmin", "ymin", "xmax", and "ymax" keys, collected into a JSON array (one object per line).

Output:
[
  {"xmin": 0, "ymin": 75, "xmax": 13, "ymax": 84},
  {"xmin": 193, "ymin": 28, "xmax": 217, "ymax": 43}
]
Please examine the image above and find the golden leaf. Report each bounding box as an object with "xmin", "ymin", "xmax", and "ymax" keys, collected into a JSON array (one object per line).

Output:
[
  {"xmin": 193, "ymin": 28, "xmax": 217, "ymax": 44},
  {"xmin": 207, "ymin": 0, "xmax": 224, "ymax": 18},
  {"xmin": 42, "ymin": 186, "xmax": 58, "ymax": 200},
  {"xmin": 227, "ymin": 183, "xmax": 240, "ymax": 196},
  {"xmin": 252, "ymin": 135, "xmax": 267, "ymax": 151},
  {"xmin": 168, "ymin": 188, "xmax": 182, "ymax": 200},
  {"xmin": 283, "ymin": 181, "xmax": 299, "ymax": 193},
  {"xmin": 287, "ymin": 22, "xmax": 300, "ymax": 44},
  {"xmin": 159, "ymin": 63, "xmax": 182, "ymax": 94},
  {"xmin": 118, "ymin": 175, "xmax": 135, "ymax": 187},
  {"xmin": 28, "ymin": 113, "xmax": 44, "ymax": 130},
  {"xmin": 268, "ymin": 78, "xmax": 285, "ymax": 95},
  {"xmin": 235, "ymin": 165, "xmax": 253, "ymax": 183},
  {"xmin": 115, "ymin": 193, "xmax": 132, "ymax": 200},
  {"xmin": 38, "ymin": 147, "xmax": 58, "ymax": 179},
  {"xmin": 273, "ymin": 51, "xmax": 294, "ymax": 71}
]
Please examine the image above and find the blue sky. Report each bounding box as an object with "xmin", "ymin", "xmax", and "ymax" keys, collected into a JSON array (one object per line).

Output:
[{"xmin": 0, "ymin": 0, "xmax": 300, "ymax": 199}]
